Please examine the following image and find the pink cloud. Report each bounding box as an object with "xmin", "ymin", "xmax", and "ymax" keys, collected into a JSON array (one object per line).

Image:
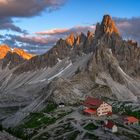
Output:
[
  {"xmin": 117, "ymin": 21, "xmax": 131, "ymax": 28},
  {"xmin": 36, "ymin": 25, "xmax": 95, "ymax": 36},
  {"xmin": 36, "ymin": 28, "xmax": 69, "ymax": 35},
  {"xmin": 15, "ymin": 35, "xmax": 58, "ymax": 45}
]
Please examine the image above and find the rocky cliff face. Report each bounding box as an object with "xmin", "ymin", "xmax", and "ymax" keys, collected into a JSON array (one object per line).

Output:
[
  {"xmin": 87, "ymin": 15, "xmax": 140, "ymax": 102},
  {"xmin": 50, "ymin": 15, "xmax": 140, "ymax": 104},
  {"xmin": 94, "ymin": 15, "xmax": 140, "ymax": 78},
  {"xmin": 1, "ymin": 52, "xmax": 25, "ymax": 69},
  {"xmin": 95, "ymin": 15, "xmax": 120, "ymax": 39}
]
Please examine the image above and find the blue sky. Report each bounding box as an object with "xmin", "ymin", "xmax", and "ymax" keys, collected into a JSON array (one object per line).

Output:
[
  {"xmin": 0, "ymin": 0, "xmax": 140, "ymax": 54},
  {"xmin": 14, "ymin": 0, "xmax": 140, "ymax": 33},
  {"xmin": 12, "ymin": 0, "xmax": 139, "ymax": 34}
]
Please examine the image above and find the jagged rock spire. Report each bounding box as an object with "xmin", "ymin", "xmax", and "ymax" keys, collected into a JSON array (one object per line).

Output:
[
  {"xmin": 87, "ymin": 30, "xmax": 94, "ymax": 38},
  {"xmin": 95, "ymin": 15, "xmax": 120, "ymax": 38},
  {"xmin": 66, "ymin": 33, "xmax": 75, "ymax": 46},
  {"xmin": 76, "ymin": 32, "xmax": 87, "ymax": 45}
]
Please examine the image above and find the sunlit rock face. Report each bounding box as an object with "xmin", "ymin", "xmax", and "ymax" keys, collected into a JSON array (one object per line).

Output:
[
  {"xmin": 66, "ymin": 33, "xmax": 75, "ymax": 46},
  {"xmin": 12, "ymin": 48, "xmax": 33, "ymax": 60},
  {"xmin": 0, "ymin": 45, "xmax": 34, "ymax": 69},
  {"xmin": 95, "ymin": 15, "xmax": 120, "ymax": 38},
  {"xmin": 0, "ymin": 45, "xmax": 11, "ymax": 59},
  {"xmin": 0, "ymin": 44, "xmax": 33, "ymax": 60},
  {"xmin": 101, "ymin": 15, "xmax": 120, "ymax": 35}
]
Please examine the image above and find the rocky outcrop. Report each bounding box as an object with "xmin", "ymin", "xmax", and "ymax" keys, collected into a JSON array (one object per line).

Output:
[
  {"xmin": 12, "ymin": 48, "xmax": 33, "ymax": 60},
  {"xmin": 1, "ymin": 52, "xmax": 25, "ymax": 69}
]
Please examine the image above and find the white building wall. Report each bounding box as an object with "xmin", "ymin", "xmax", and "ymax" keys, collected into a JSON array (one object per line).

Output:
[
  {"xmin": 97, "ymin": 102, "xmax": 112, "ymax": 116},
  {"xmin": 112, "ymin": 125, "xmax": 118, "ymax": 133}
]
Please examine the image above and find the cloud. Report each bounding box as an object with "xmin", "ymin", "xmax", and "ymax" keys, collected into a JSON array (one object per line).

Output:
[
  {"xmin": 36, "ymin": 28, "xmax": 69, "ymax": 36},
  {"xmin": 1, "ymin": 25, "xmax": 95, "ymax": 54},
  {"xmin": 12, "ymin": 35, "xmax": 58, "ymax": 46},
  {"xmin": 0, "ymin": 0, "xmax": 65, "ymax": 18},
  {"xmin": 36, "ymin": 25, "xmax": 95, "ymax": 36},
  {"xmin": 0, "ymin": 17, "xmax": 27, "ymax": 33},
  {"xmin": 1, "ymin": 34, "xmax": 58, "ymax": 54},
  {"xmin": 0, "ymin": 34, "xmax": 4, "ymax": 38},
  {"xmin": 114, "ymin": 17, "xmax": 140, "ymax": 43},
  {"xmin": 0, "ymin": 0, "xmax": 65, "ymax": 33}
]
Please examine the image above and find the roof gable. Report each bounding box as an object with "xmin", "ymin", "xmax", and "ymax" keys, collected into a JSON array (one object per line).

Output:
[
  {"xmin": 125, "ymin": 116, "xmax": 139, "ymax": 123},
  {"xmin": 83, "ymin": 108, "xmax": 96, "ymax": 114},
  {"xmin": 84, "ymin": 97, "xmax": 103, "ymax": 107},
  {"xmin": 104, "ymin": 121, "xmax": 115, "ymax": 129}
]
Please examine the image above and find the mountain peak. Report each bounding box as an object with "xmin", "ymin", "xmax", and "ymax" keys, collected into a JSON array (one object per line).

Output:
[
  {"xmin": 87, "ymin": 30, "xmax": 94, "ymax": 38},
  {"xmin": 102, "ymin": 15, "xmax": 119, "ymax": 35},
  {"xmin": 66, "ymin": 33, "xmax": 75, "ymax": 46},
  {"xmin": 0, "ymin": 44, "xmax": 11, "ymax": 59},
  {"xmin": 0, "ymin": 44, "xmax": 33, "ymax": 60},
  {"xmin": 13, "ymin": 48, "xmax": 33, "ymax": 60},
  {"xmin": 95, "ymin": 15, "xmax": 120, "ymax": 38},
  {"xmin": 76, "ymin": 32, "xmax": 87, "ymax": 45}
]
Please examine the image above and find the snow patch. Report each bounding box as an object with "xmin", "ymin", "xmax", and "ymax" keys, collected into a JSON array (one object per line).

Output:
[
  {"xmin": 28, "ymin": 79, "xmax": 46, "ymax": 84},
  {"xmin": 109, "ymin": 49, "xmax": 112, "ymax": 54},
  {"xmin": 118, "ymin": 66, "xmax": 133, "ymax": 81},
  {"xmin": 118, "ymin": 66, "xmax": 127, "ymax": 76},
  {"xmin": 57, "ymin": 58, "xmax": 62, "ymax": 62},
  {"xmin": 40, "ymin": 79, "xmax": 46, "ymax": 82},
  {"xmin": 48, "ymin": 62, "xmax": 72, "ymax": 81},
  {"xmin": 11, "ymin": 48, "xmax": 14, "ymax": 52}
]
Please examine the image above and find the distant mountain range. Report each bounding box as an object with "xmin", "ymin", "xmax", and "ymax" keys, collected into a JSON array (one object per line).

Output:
[
  {"xmin": 0, "ymin": 44, "xmax": 33, "ymax": 69},
  {"xmin": 0, "ymin": 44, "xmax": 33, "ymax": 60},
  {"xmin": 0, "ymin": 15, "xmax": 140, "ymax": 130}
]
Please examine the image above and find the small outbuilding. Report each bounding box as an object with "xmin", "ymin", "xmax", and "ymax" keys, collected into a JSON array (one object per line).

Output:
[
  {"xmin": 58, "ymin": 102, "xmax": 65, "ymax": 108},
  {"xmin": 124, "ymin": 116, "xmax": 139, "ymax": 125},
  {"xmin": 104, "ymin": 120, "xmax": 118, "ymax": 133}
]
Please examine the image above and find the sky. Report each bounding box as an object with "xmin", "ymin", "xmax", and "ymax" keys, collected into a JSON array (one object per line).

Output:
[{"xmin": 0, "ymin": 0, "xmax": 140, "ymax": 54}]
